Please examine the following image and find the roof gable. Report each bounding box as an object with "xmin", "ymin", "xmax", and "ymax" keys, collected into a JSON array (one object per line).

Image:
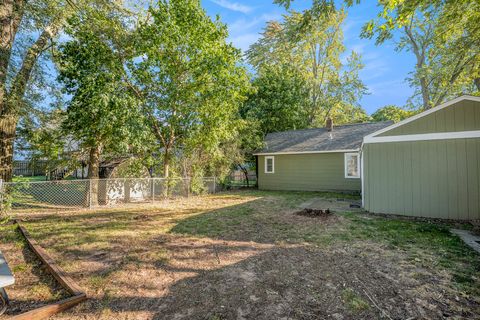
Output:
[{"xmin": 365, "ymin": 95, "xmax": 480, "ymax": 139}]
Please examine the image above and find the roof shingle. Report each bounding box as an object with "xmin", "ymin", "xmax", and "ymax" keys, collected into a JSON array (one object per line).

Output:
[{"xmin": 255, "ymin": 121, "xmax": 393, "ymax": 154}]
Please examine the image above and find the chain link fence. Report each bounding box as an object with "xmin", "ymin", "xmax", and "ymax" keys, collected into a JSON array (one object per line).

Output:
[{"xmin": 0, "ymin": 177, "xmax": 217, "ymax": 212}]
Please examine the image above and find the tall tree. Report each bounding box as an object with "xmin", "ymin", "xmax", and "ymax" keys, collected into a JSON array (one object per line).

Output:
[
  {"xmin": 242, "ymin": 64, "xmax": 310, "ymax": 134},
  {"xmin": 57, "ymin": 11, "xmax": 145, "ymax": 181},
  {"xmin": 0, "ymin": 0, "xmax": 125, "ymax": 181},
  {"xmin": 362, "ymin": 1, "xmax": 480, "ymax": 109},
  {"xmin": 247, "ymin": 8, "xmax": 367, "ymax": 127},
  {"xmin": 368, "ymin": 7, "xmax": 480, "ymax": 109},
  {"xmin": 131, "ymin": 0, "xmax": 250, "ymax": 178},
  {"xmin": 275, "ymin": 1, "xmax": 480, "ymax": 110}
]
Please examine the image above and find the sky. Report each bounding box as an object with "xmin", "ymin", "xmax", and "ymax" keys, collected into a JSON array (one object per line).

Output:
[{"xmin": 201, "ymin": 0, "xmax": 416, "ymax": 115}]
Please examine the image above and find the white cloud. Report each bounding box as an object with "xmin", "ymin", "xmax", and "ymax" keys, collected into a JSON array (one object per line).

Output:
[
  {"xmin": 228, "ymin": 13, "xmax": 282, "ymax": 34},
  {"xmin": 210, "ymin": 0, "xmax": 253, "ymax": 14},
  {"xmin": 227, "ymin": 13, "xmax": 283, "ymax": 52},
  {"xmin": 229, "ymin": 33, "xmax": 261, "ymax": 52}
]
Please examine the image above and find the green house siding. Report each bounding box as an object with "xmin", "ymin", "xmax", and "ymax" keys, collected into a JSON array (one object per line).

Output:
[
  {"xmin": 258, "ymin": 153, "xmax": 361, "ymax": 192},
  {"xmin": 363, "ymin": 138, "xmax": 480, "ymax": 220},
  {"xmin": 378, "ymin": 99, "xmax": 480, "ymax": 136}
]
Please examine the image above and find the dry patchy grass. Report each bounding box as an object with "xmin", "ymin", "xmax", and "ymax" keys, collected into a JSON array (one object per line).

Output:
[{"xmin": 0, "ymin": 190, "xmax": 479, "ymax": 319}]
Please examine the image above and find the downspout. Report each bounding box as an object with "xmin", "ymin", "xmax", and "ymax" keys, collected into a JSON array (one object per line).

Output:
[
  {"xmin": 255, "ymin": 156, "xmax": 259, "ymax": 187},
  {"xmin": 360, "ymin": 142, "xmax": 365, "ymax": 208}
]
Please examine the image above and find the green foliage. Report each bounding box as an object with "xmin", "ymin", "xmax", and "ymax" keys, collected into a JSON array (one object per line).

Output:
[
  {"xmin": 242, "ymin": 64, "xmax": 310, "ymax": 134},
  {"xmin": 371, "ymin": 105, "xmax": 415, "ymax": 123},
  {"xmin": 247, "ymin": 7, "xmax": 368, "ymax": 127},
  {"xmin": 57, "ymin": 10, "xmax": 147, "ymax": 169},
  {"xmin": 361, "ymin": 1, "xmax": 480, "ymax": 109},
  {"xmin": 131, "ymin": 0, "xmax": 251, "ymax": 178}
]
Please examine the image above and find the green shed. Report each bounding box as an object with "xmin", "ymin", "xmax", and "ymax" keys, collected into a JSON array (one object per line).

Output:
[
  {"xmin": 254, "ymin": 121, "xmax": 392, "ymax": 192},
  {"xmin": 362, "ymin": 95, "xmax": 480, "ymax": 220}
]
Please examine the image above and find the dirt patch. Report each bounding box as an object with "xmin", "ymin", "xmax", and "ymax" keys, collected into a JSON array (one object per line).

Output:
[{"xmin": 295, "ymin": 208, "xmax": 333, "ymax": 218}]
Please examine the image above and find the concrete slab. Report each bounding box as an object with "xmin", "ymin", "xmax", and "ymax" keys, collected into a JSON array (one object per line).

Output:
[{"xmin": 451, "ymin": 229, "xmax": 480, "ymax": 254}]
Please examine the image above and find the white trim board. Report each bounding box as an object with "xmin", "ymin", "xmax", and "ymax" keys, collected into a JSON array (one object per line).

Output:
[
  {"xmin": 254, "ymin": 149, "xmax": 359, "ymax": 156},
  {"xmin": 364, "ymin": 130, "xmax": 480, "ymax": 144},
  {"xmin": 364, "ymin": 95, "xmax": 480, "ymax": 139}
]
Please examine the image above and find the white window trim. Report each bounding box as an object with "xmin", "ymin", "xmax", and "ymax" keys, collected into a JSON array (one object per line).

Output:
[
  {"xmin": 344, "ymin": 153, "xmax": 360, "ymax": 179},
  {"xmin": 265, "ymin": 156, "xmax": 275, "ymax": 174}
]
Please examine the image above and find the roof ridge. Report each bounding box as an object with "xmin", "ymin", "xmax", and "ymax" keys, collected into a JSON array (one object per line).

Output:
[{"xmin": 266, "ymin": 121, "xmax": 392, "ymax": 136}]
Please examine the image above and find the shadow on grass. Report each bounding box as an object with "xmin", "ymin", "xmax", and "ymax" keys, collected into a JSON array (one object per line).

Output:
[
  {"xmin": 10, "ymin": 190, "xmax": 480, "ymax": 318},
  {"xmin": 20, "ymin": 244, "xmax": 478, "ymax": 320}
]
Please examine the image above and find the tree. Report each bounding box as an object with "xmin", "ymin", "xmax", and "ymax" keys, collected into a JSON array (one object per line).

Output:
[
  {"xmin": 371, "ymin": 8, "xmax": 480, "ymax": 109},
  {"xmin": 275, "ymin": 1, "xmax": 480, "ymax": 109},
  {"xmin": 0, "ymin": 0, "xmax": 125, "ymax": 181},
  {"xmin": 131, "ymin": 0, "xmax": 250, "ymax": 179},
  {"xmin": 57, "ymin": 11, "xmax": 146, "ymax": 204},
  {"xmin": 242, "ymin": 64, "xmax": 310, "ymax": 134},
  {"xmin": 247, "ymin": 8, "xmax": 368, "ymax": 127},
  {"xmin": 361, "ymin": 1, "xmax": 480, "ymax": 109},
  {"xmin": 371, "ymin": 105, "xmax": 415, "ymax": 123}
]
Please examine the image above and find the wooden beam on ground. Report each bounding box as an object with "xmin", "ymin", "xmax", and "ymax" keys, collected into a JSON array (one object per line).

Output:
[
  {"xmin": 12, "ymin": 220, "xmax": 87, "ymax": 319},
  {"xmin": 9, "ymin": 294, "xmax": 86, "ymax": 320},
  {"xmin": 16, "ymin": 223, "xmax": 84, "ymax": 296}
]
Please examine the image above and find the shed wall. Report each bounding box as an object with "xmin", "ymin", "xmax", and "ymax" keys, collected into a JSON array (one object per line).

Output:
[
  {"xmin": 258, "ymin": 153, "xmax": 361, "ymax": 192},
  {"xmin": 363, "ymin": 138, "xmax": 480, "ymax": 220}
]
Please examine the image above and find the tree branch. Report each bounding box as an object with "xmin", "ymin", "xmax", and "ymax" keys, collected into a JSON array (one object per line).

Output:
[{"xmin": 8, "ymin": 15, "xmax": 64, "ymax": 112}]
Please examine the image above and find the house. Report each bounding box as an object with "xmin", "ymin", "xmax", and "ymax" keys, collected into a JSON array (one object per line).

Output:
[
  {"xmin": 254, "ymin": 121, "xmax": 393, "ymax": 192},
  {"xmin": 255, "ymin": 95, "xmax": 480, "ymax": 220},
  {"xmin": 363, "ymin": 95, "xmax": 480, "ymax": 220}
]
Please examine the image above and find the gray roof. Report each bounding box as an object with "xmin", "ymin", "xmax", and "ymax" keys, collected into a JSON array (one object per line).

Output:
[{"xmin": 256, "ymin": 121, "xmax": 393, "ymax": 154}]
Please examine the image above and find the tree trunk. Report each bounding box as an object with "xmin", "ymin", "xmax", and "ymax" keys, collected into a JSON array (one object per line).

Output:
[
  {"xmin": 420, "ymin": 77, "xmax": 431, "ymax": 109},
  {"xmin": 0, "ymin": 13, "xmax": 62, "ymax": 182},
  {"xmin": 239, "ymin": 165, "xmax": 249, "ymax": 187},
  {"xmin": 0, "ymin": 114, "xmax": 16, "ymax": 181},
  {"xmin": 475, "ymin": 78, "xmax": 480, "ymax": 91},
  {"xmin": 87, "ymin": 144, "xmax": 101, "ymax": 206},
  {"xmin": 163, "ymin": 150, "xmax": 170, "ymax": 178}
]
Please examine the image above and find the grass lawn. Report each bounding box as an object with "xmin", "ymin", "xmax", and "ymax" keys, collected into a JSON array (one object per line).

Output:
[
  {"xmin": 12, "ymin": 175, "xmax": 47, "ymax": 182},
  {"xmin": 1, "ymin": 190, "xmax": 479, "ymax": 319}
]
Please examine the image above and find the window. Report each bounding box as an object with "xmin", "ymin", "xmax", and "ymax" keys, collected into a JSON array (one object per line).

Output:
[
  {"xmin": 265, "ymin": 156, "xmax": 275, "ymax": 173},
  {"xmin": 345, "ymin": 153, "xmax": 360, "ymax": 178}
]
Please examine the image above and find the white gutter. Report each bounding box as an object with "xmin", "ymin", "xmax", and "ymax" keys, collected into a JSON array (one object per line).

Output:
[{"xmin": 253, "ymin": 149, "xmax": 359, "ymax": 156}]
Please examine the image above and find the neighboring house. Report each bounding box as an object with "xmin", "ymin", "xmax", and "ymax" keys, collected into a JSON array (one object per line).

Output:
[
  {"xmin": 255, "ymin": 95, "xmax": 480, "ymax": 220},
  {"xmin": 254, "ymin": 121, "xmax": 392, "ymax": 192},
  {"xmin": 363, "ymin": 95, "xmax": 480, "ymax": 220}
]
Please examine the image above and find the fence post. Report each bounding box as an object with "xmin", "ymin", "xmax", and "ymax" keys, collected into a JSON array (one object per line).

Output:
[
  {"xmin": 0, "ymin": 179, "xmax": 3, "ymax": 205},
  {"xmin": 89, "ymin": 179, "xmax": 92, "ymax": 209},
  {"xmin": 213, "ymin": 176, "xmax": 216, "ymax": 194},
  {"xmin": 151, "ymin": 178, "xmax": 155, "ymax": 203}
]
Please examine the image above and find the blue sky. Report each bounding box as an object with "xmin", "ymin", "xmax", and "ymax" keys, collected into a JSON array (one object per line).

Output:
[{"xmin": 201, "ymin": 0, "xmax": 416, "ymax": 115}]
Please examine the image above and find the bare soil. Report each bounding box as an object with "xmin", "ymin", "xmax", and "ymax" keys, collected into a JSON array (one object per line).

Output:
[
  {"xmin": 295, "ymin": 208, "xmax": 332, "ymax": 218},
  {"xmin": 1, "ymin": 191, "xmax": 478, "ymax": 319}
]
